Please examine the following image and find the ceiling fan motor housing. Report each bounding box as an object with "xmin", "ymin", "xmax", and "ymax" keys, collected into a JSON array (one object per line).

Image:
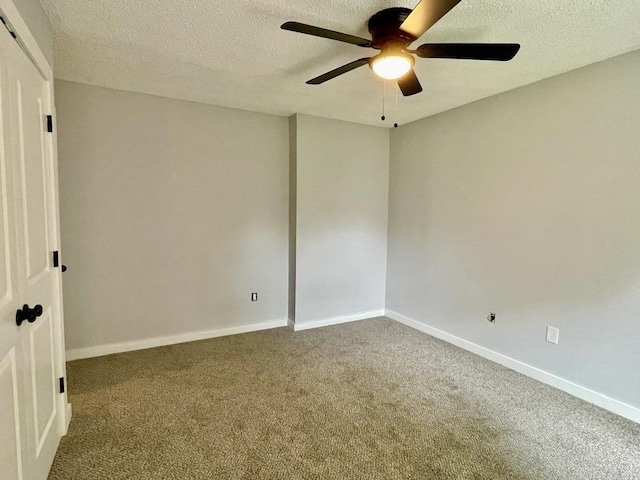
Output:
[{"xmin": 367, "ymin": 8, "xmax": 417, "ymax": 50}]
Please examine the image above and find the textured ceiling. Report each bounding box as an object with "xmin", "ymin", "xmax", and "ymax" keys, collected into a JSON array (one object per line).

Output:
[{"xmin": 41, "ymin": 0, "xmax": 640, "ymax": 126}]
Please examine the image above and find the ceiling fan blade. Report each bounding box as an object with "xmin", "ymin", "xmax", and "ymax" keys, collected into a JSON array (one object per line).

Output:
[
  {"xmin": 306, "ymin": 58, "xmax": 371, "ymax": 85},
  {"xmin": 416, "ymin": 43, "xmax": 521, "ymax": 61},
  {"xmin": 397, "ymin": 69, "xmax": 423, "ymax": 96},
  {"xmin": 281, "ymin": 22, "xmax": 373, "ymax": 47},
  {"xmin": 400, "ymin": 0, "xmax": 462, "ymax": 39}
]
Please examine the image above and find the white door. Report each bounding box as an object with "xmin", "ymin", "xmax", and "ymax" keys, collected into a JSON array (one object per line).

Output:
[
  {"xmin": 0, "ymin": 22, "xmax": 28, "ymax": 479},
  {"xmin": 0, "ymin": 22, "xmax": 63, "ymax": 480}
]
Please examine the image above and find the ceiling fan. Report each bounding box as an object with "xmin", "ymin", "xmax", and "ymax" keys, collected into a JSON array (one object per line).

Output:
[{"xmin": 281, "ymin": 0, "xmax": 520, "ymax": 96}]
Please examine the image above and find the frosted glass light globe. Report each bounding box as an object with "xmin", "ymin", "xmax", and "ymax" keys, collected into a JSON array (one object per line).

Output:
[{"xmin": 371, "ymin": 53, "xmax": 414, "ymax": 80}]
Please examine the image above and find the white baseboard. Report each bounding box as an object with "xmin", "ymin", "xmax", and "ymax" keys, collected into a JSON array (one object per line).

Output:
[
  {"xmin": 385, "ymin": 309, "xmax": 639, "ymax": 424},
  {"xmin": 65, "ymin": 319, "xmax": 288, "ymax": 361},
  {"xmin": 287, "ymin": 319, "xmax": 295, "ymax": 330},
  {"xmin": 292, "ymin": 309, "xmax": 384, "ymax": 331}
]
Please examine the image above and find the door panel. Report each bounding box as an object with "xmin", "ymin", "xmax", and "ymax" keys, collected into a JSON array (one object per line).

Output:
[
  {"xmin": 15, "ymin": 80, "xmax": 49, "ymax": 284},
  {"xmin": 1, "ymin": 22, "xmax": 62, "ymax": 480},
  {"xmin": 28, "ymin": 308, "xmax": 56, "ymax": 456},
  {"xmin": 0, "ymin": 349, "xmax": 24, "ymax": 480},
  {"xmin": 10, "ymin": 59, "xmax": 61, "ymax": 480},
  {"xmin": 0, "ymin": 25, "xmax": 28, "ymax": 480}
]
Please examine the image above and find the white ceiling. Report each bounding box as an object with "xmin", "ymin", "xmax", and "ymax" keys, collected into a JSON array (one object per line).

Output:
[{"xmin": 41, "ymin": 0, "xmax": 640, "ymax": 127}]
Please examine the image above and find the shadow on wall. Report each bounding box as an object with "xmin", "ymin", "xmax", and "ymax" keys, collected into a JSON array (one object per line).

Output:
[{"xmin": 56, "ymin": 79, "xmax": 289, "ymax": 351}]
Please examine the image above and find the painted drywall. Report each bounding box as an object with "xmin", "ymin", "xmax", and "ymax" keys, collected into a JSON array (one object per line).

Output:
[
  {"xmin": 293, "ymin": 114, "xmax": 389, "ymax": 325},
  {"xmin": 386, "ymin": 50, "xmax": 640, "ymax": 409},
  {"xmin": 11, "ymin": 0, "xmax": 53, "ymax": 68},
  {"xmin": 55, "ymin": 80, "xmax": 289, "ymax": 352}
]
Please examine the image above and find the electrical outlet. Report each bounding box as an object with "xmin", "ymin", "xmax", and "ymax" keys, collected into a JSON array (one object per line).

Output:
[
  {"xmin": 251, "ymin": 292, "xmax": 258, "ymax": 302},
  {"xmin": 546, "ymin": 326, "xmax": 559, "ymax": 344}
]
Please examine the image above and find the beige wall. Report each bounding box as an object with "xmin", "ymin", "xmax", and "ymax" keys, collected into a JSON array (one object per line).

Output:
[
  {"xmin": 55, "ymin": 80, "xmax": 289, "ymax": 352},
  {"xmin": 293, "ymin": 114, "xmax": 389, "ymax": 325},
  {"xmin": 387, "ymin": 50, "xmax": 640, "ymax": 408}
]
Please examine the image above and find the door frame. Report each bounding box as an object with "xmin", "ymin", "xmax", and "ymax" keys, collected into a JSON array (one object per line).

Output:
[{"xmin": 0, "ymin": 0, "xmax": 70, "ymax": 434}]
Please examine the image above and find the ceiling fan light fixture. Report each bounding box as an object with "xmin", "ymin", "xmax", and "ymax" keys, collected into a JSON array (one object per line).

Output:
[
  {"xmin": 370, "ymin": 52, "xmax": 414, "ymax": 80},
  {"xmin": 283, "ymin": 1, "xmax": 521, "ymax": 97}
]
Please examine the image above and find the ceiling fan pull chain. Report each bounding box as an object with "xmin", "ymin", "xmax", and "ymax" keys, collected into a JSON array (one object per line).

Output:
[
  {"xmin": 381, "ymin": 80, "xmax": 386, "ymax": 121},
  {"xmin": 394, "ymin": 83, "xmax": 399, "ymax": 128},
  {"xmin": 395, "ymin": 83, "xmax": 398, "ymax": 111}
]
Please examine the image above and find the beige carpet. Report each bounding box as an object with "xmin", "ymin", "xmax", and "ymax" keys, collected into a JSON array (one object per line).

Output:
[{"xmin": 49, "ymin": 317, "xmax": 640, "ymax": 479}]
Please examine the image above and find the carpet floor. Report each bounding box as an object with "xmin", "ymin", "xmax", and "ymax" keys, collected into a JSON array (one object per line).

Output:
[{"xmin": 49, "ymin": 317, "xmax": 640, "ymax": 479}]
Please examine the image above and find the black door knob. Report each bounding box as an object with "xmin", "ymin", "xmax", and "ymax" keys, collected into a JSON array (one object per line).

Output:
[{"xmin": 16, "ymin": 304, "xmax": 43, "ymax": 326}]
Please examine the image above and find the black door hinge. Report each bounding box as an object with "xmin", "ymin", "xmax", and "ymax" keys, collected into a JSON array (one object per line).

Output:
[
  {"xmin": 59, "ymin": 377, "xmax": 65, "ymax": 393},
  {"xmin": 46, "ymin": 115, "xmax": 53, "ymax": 133},
  {"xmin": 0, "ymin": 16, "xmax": 15, "ymax": 38},
  {"xmin": 53, "ymin": 251, "xmax": 67, "ymax": 272}
]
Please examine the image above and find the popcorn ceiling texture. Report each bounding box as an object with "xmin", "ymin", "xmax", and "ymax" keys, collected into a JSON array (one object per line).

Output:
[{"xmin": 41, "ymin": 0, "xmax": 640, "ymax": 126}]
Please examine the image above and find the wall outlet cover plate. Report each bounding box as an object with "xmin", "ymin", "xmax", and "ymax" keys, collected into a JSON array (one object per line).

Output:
[{"xmin": 546, "ymin": 326, "xmax": 559, "ymax": 344}]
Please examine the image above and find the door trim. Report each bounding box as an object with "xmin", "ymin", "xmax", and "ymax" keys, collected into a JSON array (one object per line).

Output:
[
  {"xmin": 0, "ymin": 1, "xmax": 51, "ymax": 80},
  {"xmin": 0, "ymin": 0, "xmax": 69, "ymax": 434}
]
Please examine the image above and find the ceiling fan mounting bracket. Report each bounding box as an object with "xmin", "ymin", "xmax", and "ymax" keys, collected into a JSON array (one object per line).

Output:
[{"xmin": 367, "ymin": 8, "xmax": 416, "ymax": 49}]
